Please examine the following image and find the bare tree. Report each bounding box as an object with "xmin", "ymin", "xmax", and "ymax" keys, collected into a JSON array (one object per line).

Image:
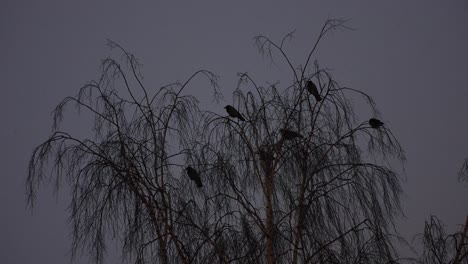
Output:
[
  {"xmin": 27, "ymin": 19, "xmax": 409, "ymax": 263},
  {"xmin": 416, "ymin": 215, "xmax": 468, "ymax": 264},
  {"xmin": 27, "ymin": 40, "xmax": 220, "ymax": 264},
  {"xmin": 414, "ymin": 159, "xmax": 468, "ymax": 264}
]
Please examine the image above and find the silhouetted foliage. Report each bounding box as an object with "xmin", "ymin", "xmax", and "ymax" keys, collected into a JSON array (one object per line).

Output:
[
  {"xmin": 414, "ymin": 157, "xmax": 468, "ymax": 264},
  {"xmin": 416, "ymin": 215, "xmax": 468, "ymax": 264},
  {"xmin": 27, "ymin": 40, "xmax": 220, "ymax": 264},
  {"xmin": 27, "ymin": 19, "xmax": 412, "ymax": 264}
]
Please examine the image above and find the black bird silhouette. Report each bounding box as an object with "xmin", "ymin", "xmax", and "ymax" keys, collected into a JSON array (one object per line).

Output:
[
  {"xmin": 185, "ymin": 166, "xmax": 203, "ymax": 188},
  {"xmin": 280, "ymin": 129, "xmax": 304, "ymax": 140},
  {"xmin": 306, "ymin": 80, "xmax": 322, "ymax": 101},
  {"xmin": 256, "ymin": 148, "xmax": 275, "ymax": 173},
  {"xmin": 255, "ymin": 148, "xmax": 275, "ymax": 162},
  {"xmin": 224, "ymin": 105, "xmax": 246, "ymax": 121},
  {"xmin": 369, "ymin": 118, "xmax": 384, "ymax": 129}
]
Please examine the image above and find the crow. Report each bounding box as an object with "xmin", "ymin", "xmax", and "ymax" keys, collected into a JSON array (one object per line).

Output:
[
  {"xmin": 224, "ymin": 105, "xmax": 246, "ymax": 121},
  {"xmin": 280, "ymin": 129, "xmax": 304, "ymax": 140},
  {"xmin": 369, "ymin": 118, "xmax": 384, "ymax": 129},
  {"xmin": 185, "ymin": 166, "xmax": 203, "ymax": 188},
  {"xmin": 306, "ymin": 80, "xmax": 322, "ymax": 101},
  {"xmin": 255, "ymin": 148, "xmax": 275, "ymax": 173},
  {"xmin": 255, "ymin": 148, "xmax": 275, "ymax": 162}
]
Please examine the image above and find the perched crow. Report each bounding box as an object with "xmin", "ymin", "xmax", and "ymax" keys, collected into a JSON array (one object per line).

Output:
[
  {"xmin": 185, "ymin": 166, "xmax": 203, "ymax": 188},
  {"xmin": 255, "ymin": 148, "xmax": 275, "ymax": 173},
  {"xmin": 369, "ymin": 118, "xmax": 384, "ymax": 129},
  {"xmin": 224, "ymin": 105, "xmax": 246, "ymax": 121},
  {"xmin": 255, "ymin": 148, "xmax": 275, "ymax": 162},
  {"xmin": 280, "ymin": 129, "xmax": 304, "ymax": 140},
  {"xmin": 306, "ymin": 80, "xmax": 322, "ymax": 101}
]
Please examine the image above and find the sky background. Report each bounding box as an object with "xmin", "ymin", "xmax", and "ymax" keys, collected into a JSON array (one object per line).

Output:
[{"xmin": 1, "ymin": 1, "xmax": 467, "ymax": 263}]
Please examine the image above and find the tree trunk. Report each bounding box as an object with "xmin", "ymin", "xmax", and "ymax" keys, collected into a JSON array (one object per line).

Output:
[
  {"xmin": 265, "ymin": 170, "xmax": 275, "ymax": 264},
  {"xmin": 292, "ymin": 186, "xmax": 306, "ymax": 264}
]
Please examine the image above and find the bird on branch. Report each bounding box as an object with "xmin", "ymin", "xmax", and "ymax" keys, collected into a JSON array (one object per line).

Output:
[
  {"xmin": 224, "ymin": 105, "xmax": 246, "ymax": 121},
  {"xmin": 255, "ymin": 148, "xmax": 275, "ymax": 162},
  {"xmin": 280, "ymin": 129, "xmax": 304, "ymax": 140},
  {"xmin": 185, "ymin": 166, "xmax": 203, "ymax": 188},
  {"xmin": 306, "ymin": 80, "xmax": 322, "ymax": 101},
  {"xmin": 369, "ymin": 118, "xmax": 384, "ymax": 129},
  {"xmin": 256, "ymin": 148, "xmax": 275, "ymax": 173}
]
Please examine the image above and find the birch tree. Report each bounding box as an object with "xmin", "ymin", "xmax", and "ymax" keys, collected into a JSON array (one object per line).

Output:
[{"xmin": 27, "ymin": 19, "xmax": 408, "ymax": 264}]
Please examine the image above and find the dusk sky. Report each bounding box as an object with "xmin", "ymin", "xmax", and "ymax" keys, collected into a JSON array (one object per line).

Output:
[{"xmin": 1, "ymin": 1, "xmax": 467, "ymax": 263}]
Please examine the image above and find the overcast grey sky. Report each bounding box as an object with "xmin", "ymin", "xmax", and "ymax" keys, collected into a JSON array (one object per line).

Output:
[{"xmin": 1, "ymin": 1, "xmax": 467, "ymax": 263}]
